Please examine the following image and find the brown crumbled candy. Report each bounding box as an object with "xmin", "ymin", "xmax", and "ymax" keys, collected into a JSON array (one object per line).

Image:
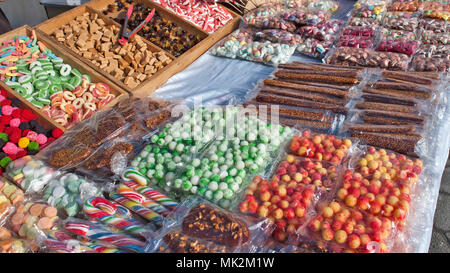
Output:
[
  {"xmin": 69, "ymin": 129, "xmax": 102, "ymax": 148},
  {"xmin": 161, "ymin": 231, "xmax": 229, "ymax": 253},
  {"xmin": 410, "ymin": 56, "xmax": 450, "ymax": 73},
  {"xmin": 51, "ymin": 12, "xmax": 172, "ymax": 88},
  {"xmin": 263, "ymin": 79, "xmax": 348, "ymax": 99},
  {"xmin": 347, "ymin": 124, "xmax": 417, "ymax": 133},
  {"xmin": 96, "ymin": 116, "xmax": 126, "ymax": 140},
  {"xmin": 144, "ymin": 110, "xmax": 171, "ymax": 130},
  {"xmin": 85, "ymin": 142, "xmax": 133, "ymax": 170},
  {"xmin": 49, "ymin": 147, "xmax": 91, "ymax": 167},
  {"xmin": 181, "ymin": 204, "xmax": 250, "ymax": 248},
  {"xmin": 351, "ymin": 131, "xmax": 419, "ymax": 156},
  {"xmin": 355, "ymin": 101, "xmax": 415, "ymax": 113},
  {"xmin": 255, "ymin": 93, "xmax": 347, "ymax": 114}
]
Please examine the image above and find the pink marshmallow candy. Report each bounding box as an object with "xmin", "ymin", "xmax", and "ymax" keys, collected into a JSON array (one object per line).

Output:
[
  {"xmin": 3, "ymin": 142, "xmax": 19, "ymax": 155},
  {"xmin": 36, "ymin": 134, "xmax": 47, "ymax": 145},
  {"xmin": 26, "ymin": 131, "xmax": 38, "ymax": 142},
  {"xmin": 9, "ymin": 118, "xmax": 21, "ymax": 127},
  {"xmin": 1, "ymin": 105, "xmax": 13, "ymax": 116}
]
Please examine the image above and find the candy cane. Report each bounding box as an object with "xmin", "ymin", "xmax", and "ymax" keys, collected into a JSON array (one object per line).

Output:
[
  {"xmin": 117, "ymin": 185, "xmax": 171, "ymax": 217},
  {"xmin": 123, "ymin": 180, "xmax": 179, "ymax": 211},
  {"xmin": 109, "ymin": 191, "xmax": 163, "ymax": 224},
  {"xmin": 83, "ymin": 197, "xmax": 148, "ymax": 237},
  {"xmin": 65, "ymin": 220, "xmax": 146, "ymax": 253}
]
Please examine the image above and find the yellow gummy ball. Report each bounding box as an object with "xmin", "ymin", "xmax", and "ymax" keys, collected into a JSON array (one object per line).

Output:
[{"xmin": 18, "ymin": 137, "xmax": 30, "ymax": 149}]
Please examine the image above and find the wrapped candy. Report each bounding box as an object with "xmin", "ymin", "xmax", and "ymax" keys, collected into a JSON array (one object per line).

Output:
[{"xmin": 376, "ymin": 39, "xmax": 420, "ymax": 55}]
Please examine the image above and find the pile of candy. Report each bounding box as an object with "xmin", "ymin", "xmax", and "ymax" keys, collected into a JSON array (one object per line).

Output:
[
  {"xmin": 151, "ymin": 0, "xmax": 234, "ymax": 33},
  {"xmin": 0, "ymin": 89, "xmax": 62, "ymax": 174},
  {"xmin": 1, "ymin": 34, "xmax": 115, "ymax": 128},
  {"xmin": 212, "ymin": 1, "xmax": 343, "ymax": 65}
]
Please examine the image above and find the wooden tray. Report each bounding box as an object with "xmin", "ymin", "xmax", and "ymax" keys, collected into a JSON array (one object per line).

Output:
[
  {"xmin": 0, "ymin": 25, "xmax": 128, "ymax": 131},
  {"xmin": 37, "ymin": 0, "xmax": 240, "ymax": 98}
]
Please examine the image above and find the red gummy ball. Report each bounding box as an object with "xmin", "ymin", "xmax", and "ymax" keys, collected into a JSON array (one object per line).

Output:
[
  {"xmin": 21, "ymin": 109, "xmax": 36, "ymax": 122},
  {"xmin": 0, "ymin": 99, "xmax": 11, "ymax": 107},
  {"xmin": 11, "ymin": 109, "xmax": 21, "ymax": 119},
  {"xmin": 52, "ymin": 128, "xmax": 63, "ymax": 138},
  {"xmin": 0, "ymin": 116, "xmax": 11, "ymax": 126}
]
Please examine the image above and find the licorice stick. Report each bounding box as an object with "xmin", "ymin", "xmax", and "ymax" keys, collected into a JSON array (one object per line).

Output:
[
  {"xmin": 355, "ymin": 101, "xmax": 415, "ymax": 113},
  {"xmin": 362, "ymin": 88, "xmax": 429, "ymax": 100},
  {"xmin": 351, "ymin": 132, "xmax": 418, "ymax": 156},
  {"xmin": 280, "ymin": 78, "xmax": 352, "ymax": 91},
  {"xmin": 362, "ymin": 115, "xmax": 420, "ymax": 126},
  {"xmin": 274, "ymin": 71, "xmax": 359, "ymax": 85},
  {"xmin": 346, "ymin": 124, "xmax": 417, "ymax": 133},
  {"xmin": 362, "ymin": 93, "xmax": 417, "ymax": 107},
  {"xmin": 363, "ymin": 110, "xmax": 426, "ymax": 124},
  {"xmin": 276, "ymin": 69, "xmax": 359, "ymax": 78},
  {"xmin": 369, "ymin": 81, "xmax": 434, "ymax": 93},
  {"xmin": 255, "ymin": 93, "xmax": 347, "ymax": 114},
  {"xmin": 382, "ymin": 71, "xmax": 436, "ymax": 85},
  {"xmin": 259, "ymin": 86, "xmax": 345, "ymax": 105},
  {"xmin": 263, "ymin": 79, "xmax": 348, "ymax": 98}
]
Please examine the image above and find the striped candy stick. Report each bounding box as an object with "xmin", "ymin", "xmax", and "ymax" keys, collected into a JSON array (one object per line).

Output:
[
  {"xmin": 117, "ymin": 184, "xmax": 171, "ymax": 217},
  {"xmin": 123, "ymin": 180, "xmax": 179, "ymax": 211},
  {"xmin": 83, "ymin": 197, "xmax": 148, "ymax": 238},
  {"xmin": 109, "ymin": 191, "xmax": 163, "ymax": 224},
  {"xmin": 122, "ymin": 168, "xmax": 149, "ymax": 186},
  {"xmin": 65, "ymin": 220, "xmax": 146, "ymax": 253}
]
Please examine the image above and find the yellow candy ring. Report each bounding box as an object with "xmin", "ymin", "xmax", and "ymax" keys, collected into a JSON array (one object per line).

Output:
[
  {"xmin": 63, "ymin": 90, "xmax": 76, "ymax": 101},
  {"xmin": 83, "ymin": 102, "xmax": 97, "ymax": 112},
  {"xmin": 82, "ymin": 92, "xmax": 94, "ymax": 103},
  {"xmin": 72, "ymin": 86, "xmax": 87, "ymax": 97},
  {"xmin": 63, "ymin": 104, "xmax": 77, "ymax": 115},
  {"xmin": 72, "ymin": 98, "xmax": 85, "ymax": 109}
]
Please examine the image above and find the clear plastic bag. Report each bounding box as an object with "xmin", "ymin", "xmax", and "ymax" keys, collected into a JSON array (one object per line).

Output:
[
  {"xmin": 4, "ymin": 156, "xmax": 61, "ymax": 193},
  {"xmin": 147, "ymin": 198, "xmax": 271, "ymax": 253},
  {"xmin": 382, "ymin": 11, "xmax": 419, "ymax": 31},
  {"xmin": 409, "ymin": 56, "xmax": 450, "ymax": 73},
  {"xmin": 418, "ymin": 18, "xmax": 450, "ymax": 33},
  {"xmin": 8, "ymin": 200, "xmax": 59, "ymax": 242},
  {"xmin": 296, "ymin": 38, "xmax": 333, "ymax": 58},
  {"xmin": 347, "ymin": 16, "xmax": 381, "ymax": 26},
  {"xmin": 351, "ymin": 3, "xmax": 387, "ymax": 21},
  {"xmin": 413, "ymin": 44, "xmax": 450, "ymax": 58},
  {"xmin": 326, "ymin": 47, "xmax": 410, "ymax": 71},
  {"xmin": 376, "ymin": 39, "xmax": 420, "ymax": 55},
  {"xmin": 82, "ymin": 196, "xmax": 153, "ymax": 239},
  {"xmin": 281, "ymin": 7, "xmax": 331, "ymax": 26},
  {"xmin": 422, "ymin": 9, "xmax": 450, "ymax": 21},
  {"xmin": 299, "ymin": 200, "xmax": 397, "ymax": 252},
  {"xmin": 41, "ymin": 172, "xmax": 104, "ymax": 218},
  {"xmin": 211, "ymin": 29, "xmax": 296, "ymax": 66},
  {"xmin": 0, "ymin": 178, "xmax": 24, "ymax": 225},
  {"xmin": 388, "ymin": 1, "xmax": 424, "ymax": 12},
  {"xmin": 287, "ymin": 130, "xmax": 353, "ymax": 165},
  {"xmin": 255, "ymin": 29, "xmax": 304, "ymax": 45},
  {"xmin": 63, "ymin": 218, "xmax": 146, "ymax": 253},
  {"xmin": 338, "ymin": 35, "xmax": 375, "ymax": 48},
  {"xmin": 296, "ymin": 19, "xmax": 344, "ymax": 41},
  {"xmin": 0, "ymin": 226, "xmax": 37, "ymax": 253},
  {"xmin": 419, "ymin": 29, "xmax": 450, "ymax": 45},
  {"xmin": 335, "ymin": 146, "xmax": 423, "ymax": 229},
  {"xmin": 380, "ymin": 28, "xmax": 418, "ymax": 40},
  {"xmin": 341, "ymin": 25, "xmax": 378, "ymax": 37}
]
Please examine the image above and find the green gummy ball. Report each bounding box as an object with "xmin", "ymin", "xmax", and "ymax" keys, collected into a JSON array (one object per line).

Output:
[
  {"xmin": 0, "ymin": 157, "xmax": 12, "ymax": 168},
  {"xmin": 0, "ymin": 132, "xmax": 8, "ymax": 142},
  {"xmin": 28, "ymin": 141, "xmax": 39, "ymax": 151}
]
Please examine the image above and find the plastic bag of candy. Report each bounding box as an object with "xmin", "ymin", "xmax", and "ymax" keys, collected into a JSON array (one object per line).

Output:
[
  {"xmin": 382, "ymin": 12, "xmax": 419, "ymax": 32},
  {"xmin": 376, "ymin": 39, "xmax": 420, "ymax": 55},
  {"xmin": 297, "ymin": 19, "xmax": 343, "ymax": 41}
]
